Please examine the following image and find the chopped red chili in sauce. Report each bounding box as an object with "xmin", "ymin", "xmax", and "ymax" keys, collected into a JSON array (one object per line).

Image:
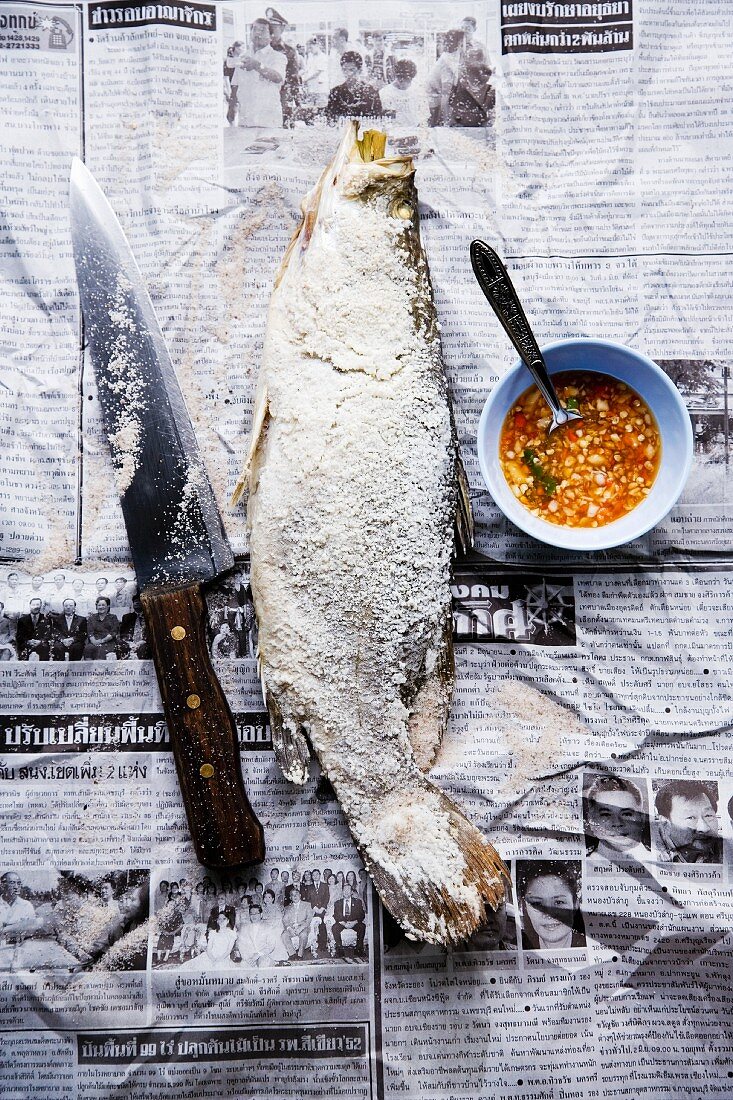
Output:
[{"xmin": 499, "ymin": 371, "xmax": 661, "ymax": 528}]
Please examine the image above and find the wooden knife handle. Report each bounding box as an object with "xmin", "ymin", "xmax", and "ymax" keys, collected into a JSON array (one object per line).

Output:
[{"xmin": 140, "ymin": 582, "xmax": 265, "ymax": 869}]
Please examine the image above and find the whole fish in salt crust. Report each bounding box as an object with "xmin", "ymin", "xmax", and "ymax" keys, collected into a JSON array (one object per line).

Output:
[{"xmin": 234, "ymin": 123, "xmax": 508, "ymax": 944}]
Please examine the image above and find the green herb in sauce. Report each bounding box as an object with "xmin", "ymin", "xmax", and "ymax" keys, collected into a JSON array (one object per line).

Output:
[{"xmin": 523, "ymin": 448, "xmax": 558, "ymax": 495}]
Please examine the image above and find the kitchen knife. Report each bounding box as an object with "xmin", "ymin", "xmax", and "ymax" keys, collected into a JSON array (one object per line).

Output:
[{"xmin": 69, "ymin": 157, "xmax": 265, "ymax": 869}]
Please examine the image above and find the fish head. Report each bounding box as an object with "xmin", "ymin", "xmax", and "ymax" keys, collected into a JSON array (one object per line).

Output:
[{"xmin": 276, "ymin": 122, "xmax": 418, "ymax": 286}]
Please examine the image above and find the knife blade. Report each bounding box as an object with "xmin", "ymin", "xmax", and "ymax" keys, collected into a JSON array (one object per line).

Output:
[{"xmin": 69, "ymin": 157, "xmax": 265, "ymax": 869}]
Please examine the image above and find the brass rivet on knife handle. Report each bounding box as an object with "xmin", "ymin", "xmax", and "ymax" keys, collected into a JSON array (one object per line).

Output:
[
  {"xmin": 171, "ymin": 626, "xmax": 186, "ymax": 641},
  {"xmin": 140, "ymin": 582, "xmax": 265, "ymax": 869}
]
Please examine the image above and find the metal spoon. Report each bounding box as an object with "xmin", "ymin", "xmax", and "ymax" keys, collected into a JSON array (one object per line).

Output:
[{"xmin": 470, "ymin": 239, "xmax": 583, "ymax": 433}]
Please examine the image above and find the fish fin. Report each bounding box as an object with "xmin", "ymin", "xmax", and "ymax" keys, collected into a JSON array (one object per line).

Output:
[
  {"xmin": 351, "ymin": 776, "xmax": 508, "ymax": 947},
  {"xmin": 455, "ymin": 448, "xmax": 474, "ymax": 555},
  {"xmin": 407, "ymin": 612, "xmax": 454, "ymax": 772},
  {"xmin": 265, "ymin": 688, "xmax": 311, "ymax": 786},
  {"xmin": 231, "ymin": 380, "xmax": 270, "ymax": 506}
]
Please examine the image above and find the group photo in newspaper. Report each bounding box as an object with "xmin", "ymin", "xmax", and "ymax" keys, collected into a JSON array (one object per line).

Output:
[{"xmin": 1, "ymin": 1, "xmax": 733, "ymax": 1099}]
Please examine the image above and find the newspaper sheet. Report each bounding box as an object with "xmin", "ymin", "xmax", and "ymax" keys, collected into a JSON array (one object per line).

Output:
[{"xmin": 1, "ymin": 1, "xmax": 733, "ymax": 1098}]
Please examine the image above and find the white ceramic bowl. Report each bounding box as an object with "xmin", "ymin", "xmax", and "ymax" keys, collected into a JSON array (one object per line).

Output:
[{"xmin": 477, "ymin": 339, "xmax": 693, "ymax": 551}]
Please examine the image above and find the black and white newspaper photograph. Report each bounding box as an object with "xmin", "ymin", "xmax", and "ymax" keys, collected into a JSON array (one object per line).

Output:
[
  {"xmin": 151, "ymin": 863, "xmax": 369, "ymax": 969},
  {"xmin": 2, "ymin": 0, "xmax": 733, "ymax": 1098},
  {"xmin": 0, "ymin": 867, "xmax": 149, "ymax": 973},
  {"xmin": 221, "ymin": 2, "xmax": 496, "ymax": 180},
  {"xmin": 222, "ymin": 4, "xmax": 494, "ymax": 130}
]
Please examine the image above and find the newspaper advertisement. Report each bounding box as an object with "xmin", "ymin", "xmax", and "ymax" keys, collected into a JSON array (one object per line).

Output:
[{"xmin": 1, "ymin": 1, "xmax": 732, "ymax": 1098}]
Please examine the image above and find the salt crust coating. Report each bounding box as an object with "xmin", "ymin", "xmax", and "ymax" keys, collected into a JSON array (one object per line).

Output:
[{"xmin": 247, "ymin": 140, "xmax": 505, "ymax": 943}]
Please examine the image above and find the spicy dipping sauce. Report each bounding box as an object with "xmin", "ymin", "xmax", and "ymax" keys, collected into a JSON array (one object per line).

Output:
[{"xmin": 499, "ymin": 371, "xmax": 661, "ymax": 528}]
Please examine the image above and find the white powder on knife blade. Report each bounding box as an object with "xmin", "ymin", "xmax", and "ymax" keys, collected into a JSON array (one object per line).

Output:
[
  {"xmin": 153, "ymin": 458, "xmax": 213, "ymax": 583},
  {"xmin": 102, "ymin": 275, "xmax": 147, "ymax": 497},
  {"xmin": 108, "ymin": 415, "xmax": 141, "ymax": 498}
]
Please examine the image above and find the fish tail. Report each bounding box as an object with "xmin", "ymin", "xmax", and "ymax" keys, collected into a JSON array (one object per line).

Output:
[{"xmin": 352, "ymin": 774, "xmax": 508, "ymax": 946}]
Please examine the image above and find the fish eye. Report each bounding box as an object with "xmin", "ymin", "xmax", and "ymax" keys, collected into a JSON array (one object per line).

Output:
[{"xmin": 390, "ymin": 199, "xmax": 414, "ymax": 222}]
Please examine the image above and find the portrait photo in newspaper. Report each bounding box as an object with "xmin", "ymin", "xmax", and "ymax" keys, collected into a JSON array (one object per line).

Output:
[
  {"xmin": 515, "ymin": 859, "xmax": 587, "ymax": 951},
  {"xmin": 152, "ymin": 865, "xmax": 369, "ymax": 971},
  {"xmin": 651, "ymin": 778, "xmax": 723, "ymax": 866},
  {"xmin": 583, "ymin": 771, "xmax": 652, "ymax": 864},
  {"xmin": 0, "ymin": 868, "xmax": 149, "ymax": 973}
]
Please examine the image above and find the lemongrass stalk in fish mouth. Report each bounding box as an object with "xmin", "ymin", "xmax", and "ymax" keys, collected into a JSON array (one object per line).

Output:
[{"xmin": 234, "ymin": 122, "xmax": 508, "ymax": 945}]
